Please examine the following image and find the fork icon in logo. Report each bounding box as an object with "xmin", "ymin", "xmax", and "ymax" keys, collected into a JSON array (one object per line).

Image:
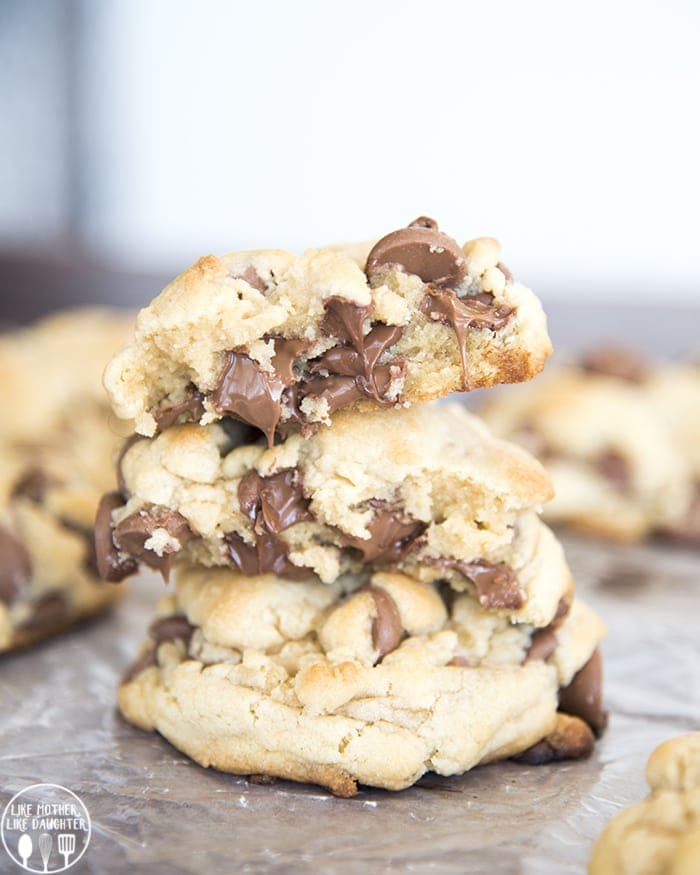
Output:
[{"xmin": 58, "ymin": 834, "xmax": 76, "ymax": 868}]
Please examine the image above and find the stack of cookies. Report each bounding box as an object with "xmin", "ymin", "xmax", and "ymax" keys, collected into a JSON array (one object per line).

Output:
[{"xmin": 97, "ymin": 218, "xmax": 607, "ymax": 795}]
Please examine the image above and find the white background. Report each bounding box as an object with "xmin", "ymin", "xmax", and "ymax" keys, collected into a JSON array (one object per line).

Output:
[{"xmin": 3, "ymin": 0, "xmax": 700, "ymax": 300}]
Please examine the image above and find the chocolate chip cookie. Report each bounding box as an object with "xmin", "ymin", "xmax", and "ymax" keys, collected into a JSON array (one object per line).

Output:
[
  {"xmin": 104, "ymin": 218, "xmax": 551, "ymax": 445},
  {"xmin": 0, "ymin": 309, "xmax": 134, "ymax": 652},
  {"xmin": 97, "ymin": 403, "xmax": 574, "ymax": 627},
  {"xmin": 589, "ymin": 732, "xmax": 700, "ymax": 875},
  {"xmin": 481, "ymin": 349, "xmax": 700, "ymax": 543},
  {"xmin": 118, "ymin": 563, "xmax": 606, "ymax": 795}
]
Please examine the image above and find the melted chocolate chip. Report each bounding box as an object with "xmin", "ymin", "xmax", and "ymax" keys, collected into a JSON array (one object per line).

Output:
[
  {"xmin": 366, "ymin": 585, "xmax": 404, "ymax": 656},
  {"xmin": 148, "ymin": 614, "xmax": 195, "ymax": 646},
  {"xmin": 121, "ymin": 645, "xmax": 158, "ymax": 685},
  {"xmin": 420, "ymin": 287, "xmax": 514, "ymax": 389},
  {"xmin": 559, "ymin": 648, "xmax": 607, "ymax": 736},
  {"xmin": 497, "ymin": 261, "xmax": 513, "ymax": 282},
  {"xmin": 513, "ymin": 714, "xmax": 595, "ymax": 764},
  {"xmin": 232, "ymin": 265, "xmax": 268, "ymax": 294},
  {"xmin": 11, "ymin": 468, "xmax": 55, "ymax": 503},
  {"xmin": 94, "ymin": 492, "xmax": 139, "ymax": 582},
  {"xmin": 432, "ymin": 557, "xmax": 524, "ymax": 610},
  {"xmin": 338, "ymin": 502, "xmax": 427, "ymax": 564},
  {"xmin": 580, "ymin": 347, "xmax": 649, "ymax": 383},
  {"xmin": 113, "ymin": 506, "xmax": 194, "ymax": 581},
  {"xmin": 154, "ymin": 389, "xmax": 206, "ymax": 431},
  {"xmin": 524, "ymin": 627, "xmax": 558, "ymax": 662},
  {"xmin": 321, "ymin": 297, "xmax": 371, "ymax": 352},
  {"xmin": 224, "ymin": 531, "xmax": 311, "ymax": 579},
  {"xmin": 238, "ymin": 469, "xmax": 311, "ymax": 535},
  {"xmin": 595, "ymin": 448, "xmax": 631, "ymax": 494},
  {"xmin": 0, "ymin": 526, "xmax": 32, "ymax": 604},
  {"xmin": 366, "ymin": 218, "xmax": 467, "ymax": 287}
]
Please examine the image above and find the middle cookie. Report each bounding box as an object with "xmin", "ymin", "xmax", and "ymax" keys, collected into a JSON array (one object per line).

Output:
[{"xmin": 98, "ymin": 404, "xmax": 570, "ymax": 628}]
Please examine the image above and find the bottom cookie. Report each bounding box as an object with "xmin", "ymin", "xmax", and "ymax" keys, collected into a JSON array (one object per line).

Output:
[
  {"xmin": 119, "ymin": 565, "xmax": 606, "ymax": 795},
  {"xmin": 589, "ymin": 733, "xmax": 700, "ymax": 875}
]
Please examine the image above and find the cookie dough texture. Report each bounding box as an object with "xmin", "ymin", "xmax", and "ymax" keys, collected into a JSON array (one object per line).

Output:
[
  {"xmin": 112, "ymin": 404, "xmax": 571, "ymax": 627},
  {"xmin": 104, "ymin": 221, "xmax": 551, "ymax": 440},
  {"xmin": 0, "ymin": 309, "xmax": 134, "ymax": 652},
  {"xmin": 481, "ymin": 357, "xmax": 700, "ymax": 543},
  {"xmin": 589, "ymin": 733, "xmax": 700, "ymax": 875},
  {"xmin": 119, "ymin": 565, "xmax": 605, "ymax": 795}
]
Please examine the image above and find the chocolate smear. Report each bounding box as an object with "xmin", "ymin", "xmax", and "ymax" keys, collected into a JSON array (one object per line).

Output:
[
  {"xmin": 224, "ymin": 531, "xmax": 312, "ymax": 580},
  {"xmin": 113, "ymin": 506, "xmax": 194, "ymax": 581},
  {"xmin": 338, "ymin": 502, "xmax": 427, "ymax": 564},
  {"xmin": 421, "ymin": 287, "xmax": 513, "ymax": 389},
  {"xmin": 366, "ymin": 218, "xmax": 467, "ymax": 287},
  {"xmin": 238, "ymin": 469, "xmax": 311, "ymax": 535},
  {"xmin": 148, "ymin": 614, "xmax": 195, "ymax": 646},
  {"xmin": 0, "ymin": 525, "xmax": 32, "ymax": 604},
  {"xmin": 559, "ymin": 648, "xmax": 607, "ymax": 736},
  {"xmin": 121, "ymin": 645, "xmax": 158, "ymax": 685},
  {"xmin": 94, "ymin": 492, "xmax": 139, "ymax": 582},
  {"xmin": 231, "ymin": 265, "xmax": 268, "ymax": 294},
  {"xmin": 524, "ymin": 627, "xmax": 558, "ymax": 663},
  {"xmin": 366, "ymin": 585, "xmax": 404, "ymax": 656},
  {"xmin": 154, "ymin": 389, "xmax": 206, "ymax": 432},
  {"xmin": 497, "ymin": 261, "xmax": 514, "ymax": 282},
  {"xmin": 580, "ymin": 347, "xmax": 649, "ymax": 383}
]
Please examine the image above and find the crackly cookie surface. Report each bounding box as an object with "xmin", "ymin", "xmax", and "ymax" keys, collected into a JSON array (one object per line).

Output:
[
  {"xmin": 118, "ymin": 564, "xmax": 606, "ymax": 795},
  {"xmin": 104, "ymin": 218, "xmax": 551, "ymax": 445},
  {"xmin": 97, "ymin": 404, "xmax": 572, "ymax": 627},
  {"xmin": 481, "ymin": 349, "xmax": 700, "ymax": 544},
  {"xmin": 0, "ymin": 309, "xmax": 134, "ymax": 652},
  {"xmin": 589, "ymin": 733, "xmax": 700, "ymax": 875}
]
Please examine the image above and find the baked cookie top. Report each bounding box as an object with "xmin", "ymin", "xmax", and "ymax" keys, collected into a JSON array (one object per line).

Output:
[
  {"xmin": 118, "ymin": 564, "xmax": 605, "ymax": 795},
  {"xmin": 97, "ymin": 404, "xmax": 569, "ymax": 627},
  {"xmin": 589, "ymin": 732, "xmax": 700, "ymax": 875},
  {"xmin": 481, "ymin": 349, "xmax": 700, "ymax": 543},
  {"xmin": 104, "ymin": 218, "xmax": 551, "ymax": 444}
]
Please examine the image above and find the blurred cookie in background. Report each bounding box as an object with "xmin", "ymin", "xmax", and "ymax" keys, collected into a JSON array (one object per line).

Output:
[
  {"xmin": 0, "ymin": 309, "xmax": 134, "ymax": 652},
  {"xmin": 480, "ymin": 348, "xmax": 700, "ymax": 544}
]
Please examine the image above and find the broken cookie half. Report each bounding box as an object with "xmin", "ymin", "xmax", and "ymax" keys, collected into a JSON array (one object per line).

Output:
[{"xmin": 104, "ymin": 218, "xmax": 551, "ymax": 446}]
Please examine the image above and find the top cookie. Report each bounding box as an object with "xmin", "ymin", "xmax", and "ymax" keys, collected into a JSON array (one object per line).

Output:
[{"xmin": 104, "ymin": 218, "xmax": 552, "ymax": 445}]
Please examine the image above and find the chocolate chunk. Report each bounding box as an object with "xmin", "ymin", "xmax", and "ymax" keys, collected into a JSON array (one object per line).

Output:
[
  {"xmin": 224, "ymin": 531, "xmax": 312, "ymax": 580},
  {"xmin": 595, "ymin": 448, "xmax": 631, "ymax": 494},
  {"xmin": 116, "ymin": 434, "xmax": 147, "ymax": 496},
  {"xmin": 121, "ymin": 645, "xmax": 158, "ymax": 685},
  {"xmin": 212, "ymin": 339, "xmax": 309, "ymax": 448},
  {"xmin": 0, "ymin": 526, "xmax": 32, "ymax": 604},
  {"xmin": 232, "ymin": 265, "xmax": 268, "ymax": 294},
  {"xmin": 19, "ymin": 592, "xmax": 70, "ymax": 633},
  {"xmin": 580, "ymin": 347, "xmax": 649, "ymax": 383},
  {"xmin": 148, "ymin": 614, "xmax": 195, "ymax": 646},
  {"xmin": 113, "ymin": 506, "xmax": 194, "ymax": 581},
  {"xmin": 238, "ymin": 468, "xmax": 312, "ymax": 535},
  {"xmin": 366, "ymin": 585, "xmax": 403, "ymax": 656},
  {"xmin": 524, "ymin": 627, "xmax": 558, "ymax": 662},
  {"xmin": 559, "ymin": 648, "xmax": 607, "ymax": 736},
  {"xmin": 94, "ymin": 492, "xmax": 139, "ymax": 582},
  {"xmin": 11, "ymin": 468, "xmax": 55, "ymax": 503},
  {"xmin": 420, "ymin": 287, "xmax": 513, "ymax": 389},
  {"xmin": 513, "ymin": 714, "xmax": 595, "ymax": 764},
  {"xmin": 154, "ymin": 389, "xmax": 206, "ymax": 431},
  {"xmin": 366, "ymin": 218, "xmax": 467, "ymax": 287},
  {"xmin": 338, "ymin": 502, "xmax": 427, "ymax": 564},
  {"xmin": 247, "ymin": 774, "xmax": 279, "ymax": 786}
]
